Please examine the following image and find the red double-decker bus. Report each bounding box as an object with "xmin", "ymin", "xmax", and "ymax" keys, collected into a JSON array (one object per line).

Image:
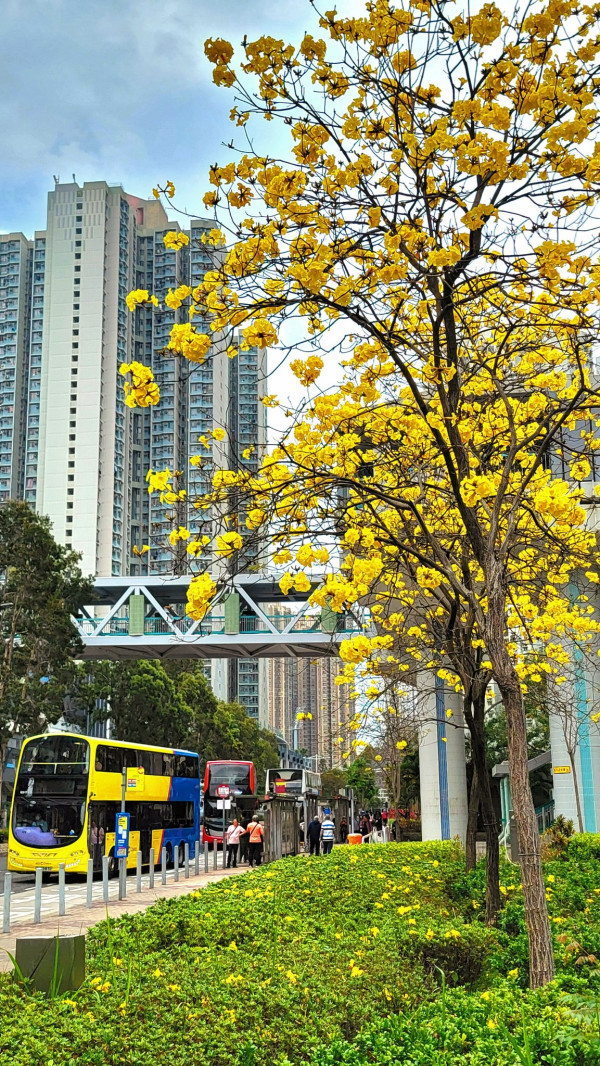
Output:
[{"xmin": 202, "ymin": 760, "xmax": 257, "ymax": 845}]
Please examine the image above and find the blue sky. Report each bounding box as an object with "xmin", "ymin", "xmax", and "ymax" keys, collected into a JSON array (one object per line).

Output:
[{"xmin": 0, "ymin": 0, "xmax": 325, "ymax": 235}]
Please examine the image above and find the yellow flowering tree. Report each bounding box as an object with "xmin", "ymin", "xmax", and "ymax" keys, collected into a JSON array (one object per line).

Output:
[{"xmin": 131, "ymin": 0, "xmax": 600, "ymax": 986}]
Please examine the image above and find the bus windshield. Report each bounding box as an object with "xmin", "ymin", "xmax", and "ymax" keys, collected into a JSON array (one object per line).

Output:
[
  {"xmin": 206, "ymin": 763, "xmax": 252, "ymax": 796},
  {"xmin": 12, "ymin": 736, "xmax": 89, "ymax": 849}
]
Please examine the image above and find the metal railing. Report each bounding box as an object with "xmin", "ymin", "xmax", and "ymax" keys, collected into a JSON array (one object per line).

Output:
[
  {"xmin": 77, "ymin": 613, "xmax": 363, "ymax": 638},
  {"xmin": 1, "ymin": 841, "xmax": 209, "ymax": 934}
]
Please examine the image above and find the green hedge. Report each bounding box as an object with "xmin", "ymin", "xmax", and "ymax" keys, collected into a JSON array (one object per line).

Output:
[
  {"xmin": 311, "ymin": 985, "xmax": 600, "ymax": 1065},
  {"xmin": 0, "ymin": 828, "xmax": 8, "ymax": 843},
  {"xmin": 1, "ymin": 840, "xmax": 600, "ymax": 1066}
]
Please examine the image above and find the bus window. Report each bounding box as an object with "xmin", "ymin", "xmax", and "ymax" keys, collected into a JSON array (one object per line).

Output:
[
  {"xmin": 174, "ymin": 754, "xmax": 199, "ymax": 778},
  {"xmin": 137, "ymin": 750, "xmax": 163, "ymax": 776},
  {"xmin": 96, "ymin": 745, "xmax": 136, "ymax": 774},
  {"xmin": 20, "ymin": 736, "xmax": 89, "ymax": 776},
  {"xmin": 13, "ymin": 797, "xmax": 86, "ymax": 848},
  {"xmin": 162, "ymin": 753, "xmax": 175, "ymax": 777}
]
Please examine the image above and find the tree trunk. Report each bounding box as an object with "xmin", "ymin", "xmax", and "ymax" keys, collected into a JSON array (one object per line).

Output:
[
  {"xmin": 486, "ymin": 581, "xmax": 554, "ymax": 986},
  {"xmin": 464, "ymin": 687, "xmax": 501, "ymax": 924},
  {"xmin": 473, "ymin": 691, "xmax": 501, "ymax": 926},
  {"xmin": 466, "ymin": 761, "xmax": 479, "ymax": 871},
  {"xmin": 567, "ymin": 745, "xmax": 584, "ymax": 833}
]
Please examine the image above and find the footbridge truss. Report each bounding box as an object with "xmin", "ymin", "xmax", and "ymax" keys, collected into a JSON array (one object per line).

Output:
[{"xmin": 74, "ymin": 575, "xmax": 367, "ymax": 661}]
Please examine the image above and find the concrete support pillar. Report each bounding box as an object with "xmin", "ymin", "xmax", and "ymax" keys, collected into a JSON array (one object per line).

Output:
[
  {"xmin": 548, "ymin": 651, "xmax": 600, "ymax": 833},
  {"xmin": 418, "ymin": 675, "xmax": 468, "ymax": 843}
]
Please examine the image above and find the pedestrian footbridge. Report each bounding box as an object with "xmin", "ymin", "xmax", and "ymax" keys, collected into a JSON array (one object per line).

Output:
[{"xmin": 74, "ymin": 575, "xmax": 366, "ymax": 661}]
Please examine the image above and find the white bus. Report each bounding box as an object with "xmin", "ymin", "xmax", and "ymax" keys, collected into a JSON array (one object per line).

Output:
[{"xmin": 264, "ymin": 767, "xmax": 322, "ymax": 800}]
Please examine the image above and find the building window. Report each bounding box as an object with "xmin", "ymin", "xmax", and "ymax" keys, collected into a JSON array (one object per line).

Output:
[
  {"xmin": 66, "ymin": 516, "xmax": 73, "ymax": 524},
  {"xmin": 68, "ymin": 460, "xmax": 75, "ymax": 467},
  {"xmin": 75, "ymin": 253, "xmax": 81, "ymax": 260},
  {"xmin": 75, "ymin": 228, "xmax": 82, "ymax": 235},
  {"xmin": 73, "ymin": 290, "xmax": 80, "ymax": 297},
  {"xmin": 69, "ymin": 434, "xmax": 75, "ymax": 441}
]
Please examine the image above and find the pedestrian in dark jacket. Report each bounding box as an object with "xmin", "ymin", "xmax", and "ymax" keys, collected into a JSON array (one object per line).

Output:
[
  {"xmin": 239, "ymin": 815, "xmax": 251, "ymax": 864},
  {"xmin": 307, "ymin": 816, "xmax": 321, "ymax": 855}
]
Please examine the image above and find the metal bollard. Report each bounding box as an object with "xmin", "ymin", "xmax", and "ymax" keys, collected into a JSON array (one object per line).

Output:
[
  {"xmin": 102, "ymin": 856, "xmax": 109, "ymax": 904},
  {"xmin": 174, "ymin": 847, "xmax": 180, "ymax": 883},
  {"xmin": 161, "ymin": 847, "xmax": 167, "ymax": 886},
  {"xmin": 136, "ymin": 850, "xmax": 142, "ymax": 893},
  {"xmin": 194, "ymin": 841, "xmax": 200, "ymax": 876},
  {"xmin": 149, "ymin": 847, "xmax": 155, "ymax": 889},
  {"xmin": 184, "ymin": 842, "xmax": 190, "ymax": 879},
  {"xmin": 86, "ymin": 859, "xmax": 93, "ymax": 908},
  {"xmin": 118, "ymin": 858, "xmax": 127, "ymax": 902},
  {"xmin": 34, "ymin": 867, "xmax": 43, "ymax": 923},
  {"xmin": 204, "ymin": 842, "xmax": 209, "ymax": 873},
  {"xmin": 2, "ymin": 873, "xmax": 11, "ymax": 934},
  {"xmin": 58, "ymin": 863, "xmax": 66, "ymax": 917},
  {"xmin": 213, "ymin": 842, "xmax": 217, "ymax": 870}
]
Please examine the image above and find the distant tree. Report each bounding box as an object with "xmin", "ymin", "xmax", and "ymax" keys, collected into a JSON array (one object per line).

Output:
[
  {"xmin": 0, "ymin": 501, "xmax": 92, "ymax": 810},
  {"xmin": 181, "ymin": 670, "xmax": 278, "ymax": 788},
  {"xmin": 321, "ymin": 767, "xmax": 348, "ymax": 803},
  {"xmin": 87, "ymin": 661, "xmax": 192, "ymax": 747},
  {"xmin": 346, "ymin": 755, "xmax": 378, "ymax": 811}
]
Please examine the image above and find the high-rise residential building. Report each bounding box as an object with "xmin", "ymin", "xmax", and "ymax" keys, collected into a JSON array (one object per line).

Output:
[
  {"xmin": 3, "ymin": 179, "xmax": 269, "ymax": 720},
  {"xmin": 0, "ymin": 232, "xmax": 33, "ymax": 502},
  {"xmin": 267, "ymin": 648, "xmax": 354, "ymax": 768}
]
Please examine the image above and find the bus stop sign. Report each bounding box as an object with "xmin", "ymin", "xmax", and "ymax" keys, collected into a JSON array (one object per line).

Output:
[
  {"xmin": 115, "ymin": 812, "xmax": 130, "ymax": 858},
  {"xmin": 216, "ymin": 784, "xmax": 231, "ymax": 799}
]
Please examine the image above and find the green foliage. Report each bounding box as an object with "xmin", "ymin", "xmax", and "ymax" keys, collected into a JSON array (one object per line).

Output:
[
  {"xmin": 2, "ymin": 841, "xmax": 600, "ymax": 1065},
  {"xmin": 0, "ymin": 827, "xmax": 8, "ymax": 842},
  {"xmin": 541, "ymin": 816, "xmax": 576, "ymax": 861},
  {"xmin": 321, "ymin": 768, "xmax": 348, "ymax": 801},
  {"xmin": 565, "ymin": 834, "xmax": 600, "ymax": 863},
  {"xmin": 346, "ymin": 755, "xmax": 378, "ymax": 809},
  {"xmin": 72, "ymin": 661, "xmax": 279, "ymax": 785},
  {"xmin": 0, "ymin": 500, "xmax": 92, "ymax": 755}
]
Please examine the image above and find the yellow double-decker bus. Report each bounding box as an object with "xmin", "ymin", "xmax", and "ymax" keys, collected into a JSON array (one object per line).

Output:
[{"xmin": 8, "ymin": 732, "xmax": 200, "ymax": 876}]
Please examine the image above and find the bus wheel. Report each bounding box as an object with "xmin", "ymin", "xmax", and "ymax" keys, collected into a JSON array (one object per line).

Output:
[
  {"xmin": 178, "ymin": 843, "xmax": 185, "ymax": 868},
  {"xmin": 165, "ymin": 844, "xmax": 173, "ymax": 868},
  {"xmin": 42, "ymin": 871, "xmax": 52, "ymax": 884}
]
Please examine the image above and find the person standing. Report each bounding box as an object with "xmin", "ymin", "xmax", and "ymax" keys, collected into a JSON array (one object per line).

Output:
[
  {"xmin": 360, "ymin": 814, "xmax": 370, "ymax": 841},
  {"xmin": 247, "ymin": 816, "xmax": 265, "ymax": 867},
  {"xmin": 339, "ymin": 817, "xmax": 349, "ymax": 843},
  {"xmin": 225, "ymin": 818, "xmax": 245, "ymax": 868},
  {"xmin": 320, "ymin": 814, "xmax": 335, "ymax": 855},
  {"xmin": 307, "ymin": 815, "xmax": 322, "ymax": 855},
  {"xmin": 238, "ymin": 814, "xmax": 251, "ymax": 864}
]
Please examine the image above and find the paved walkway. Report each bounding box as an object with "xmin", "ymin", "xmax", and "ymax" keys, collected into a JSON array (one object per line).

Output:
[{"xmin": 0, "ymin": 864, "xmax": 245, "ymax": 972}]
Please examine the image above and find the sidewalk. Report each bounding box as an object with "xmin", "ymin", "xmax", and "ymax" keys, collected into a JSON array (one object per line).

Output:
[{"xmin": 0, "ymin": 864, "xmax": 245, "ymax": 972}]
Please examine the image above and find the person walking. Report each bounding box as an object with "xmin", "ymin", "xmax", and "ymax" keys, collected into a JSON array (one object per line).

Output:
[
  {"xmin": 320, "ymin": 813, "xmax": 335, "ymax": 855},
  {"xmin": 307, "ymin": 815, "xmax": 321, "ymax": 855},
  {"xmin": 225, "ymin": 818, "xmax": 245, "ymax": 868},
  {"xmin": 239, "ymin": 814, "xmax": 251, "ymax": 864},
  {"xmin": 360, "ymin": 814, "xmax": 370, "ymax": 841},
  {"xmin": 339, "ymin": 817, "xmax": 349, "ymax": 844},
  {"xmin": 247, "ymin": 816, "xmax": 265, "ymax": 867}
]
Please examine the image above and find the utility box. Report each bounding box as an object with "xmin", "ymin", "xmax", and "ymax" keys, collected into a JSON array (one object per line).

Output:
[
  {"xmin": 15, "ymin": 934, "xmax": 86, "ymax": 994},
  {"xmin": 128, "ymin": 593, "xmax": 145, "ymax": 636}
]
